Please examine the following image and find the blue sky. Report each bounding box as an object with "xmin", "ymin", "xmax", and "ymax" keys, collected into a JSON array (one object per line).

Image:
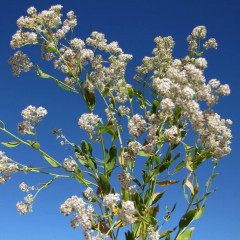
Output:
[{"xmin": 0, "ymin": 0, "xmax": 240, "ymax": 239}]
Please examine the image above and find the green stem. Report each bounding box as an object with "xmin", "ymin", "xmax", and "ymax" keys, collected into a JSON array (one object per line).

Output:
[{"xmin": 0, "ymin": 127, "xmax": 61, "ymax": 167}]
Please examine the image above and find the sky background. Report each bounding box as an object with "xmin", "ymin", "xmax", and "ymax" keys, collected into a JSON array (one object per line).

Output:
[{"xmin": 0, "ymin": 0, "xmax": 240, "ymax": 239}]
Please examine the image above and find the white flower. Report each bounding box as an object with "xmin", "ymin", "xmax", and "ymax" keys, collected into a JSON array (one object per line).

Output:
[
  {"xmin": 128, "ymin": 114, "xmax": 146, "ymax": 138},
  {"xmin": 119, "ymin": 201, "xmax": 136, "ymax": 225},
  {"xmin": 63, "ymin": 158, "xmax": 77, "ymax": 171},
  {"xmin": 103, "ymin": 193, "xmax": 120, "ymax": 210},
  {"xmin": 78, "ymin": 113, "xmax": 102, "ymax": 141}
]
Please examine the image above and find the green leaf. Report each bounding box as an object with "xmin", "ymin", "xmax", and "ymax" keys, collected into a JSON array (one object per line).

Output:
[
  {"xmin": 125, "ymin": 231, "xmax": 134, "ymax": 240},
  {"xmin": 152, "ymin": 162, "xmax": 171, "ymax": 177},
  {"xmin": 137, "ymin": 151, "xmax": 154, "ymax": 157},
  {"xmin": 1, "ymin": 141, "xmax": 21, "ymax": 147},
  {"xmin": 176, "ymin": 227, "xmax": 194, "ymax": 240},
  {"xmin": 42, "ymin": 153, "xmax": 58, "ymax": 167},
  {"xmin": 106, "ymin": 145, "xmax": 117, "ymax": 177},
  {"xmin": 102, "ymin": 84, "xmax": 110, "ymax": 97},
  {"xmin": 81, "ymin": 140, "xmax": 89, "ymax": 154},
  {"xmin": 31, "ymin": 142, "xmax": 40, "ymax": 150},
  {"xmin": 194, "ymin": 205, "xmax": 205, "ymax": 220},
  {"xmin": 84, "ymin": 76, "xmax": 95, "ymax": 112},
  {"xmin": 160, "ymin": 229, "xmax": 175, "ymax": 239},
  {"xmin": 206, "ymin": 173, "xmax": 219, "ymax": 188},
  {"xmin": 183, "ymin": 143, "xmax": 193, "ymax": 152},
  {"xmin": 48, "ymin": 47, "xmax": 58, "ymax": 53},
  {"xmin": 140, "ymin": 215, "xmax": 157, "ymax": 225},
  {"xmin": 179, "ymin": 209, "xmax": 197, "ymax": 231},
  {"xmin": 0, "ymin": 120, "xmax": 5, "ymax": 129},
  {"xmin": 128, "ymin": 87, "xmax": 134, "ymax": 102},
  {"xmin": 99, "ymin": 173, "xmax": 111, "ymax": 194},
  {"xmin": 88, "ymin": 142, "xmax": 93, "ymax": 155},
  {"xmin": 26, "ymin": 131, "xmax": 35, "ymax": 135},
  {"xmin": 100, "ymin": 126, "xmax": 117, "ymax": 138},
  {"xmin": 152, "ymin": 190, "xmax": 166, "ymax": 205},
  {"xmin": 173, "ymin": 160, "xmax": 185, "ymax": 174},
  {"xmin": 151, "ymin": 100, "xmax": 159, "ymax": 114}
]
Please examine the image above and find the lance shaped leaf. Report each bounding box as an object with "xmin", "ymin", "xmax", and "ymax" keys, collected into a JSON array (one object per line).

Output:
[
  {"xmin": 99, "ymin": 173, "xmax": 111, "ymax": 194},
  {"xmin": 176, "ymin": 227, "xmax": 195, "ymax": 240},
  {"xmin": 1, "ymin": 141, "xmax": 21, "ymax": 147},
  {"xmin": 179, "ymin": 208, "xmax": 198, "ymax": 231},
  {"xmin": 106, "ymin": 145, "xmax": 117, "ymax": 177},
  {"xmin": 42, "ymin": 153, "xmax": 58, "ymax": 167},
  {"xmin": 157, "ymin": 180, "xmax": 179, "ymax": 186}
]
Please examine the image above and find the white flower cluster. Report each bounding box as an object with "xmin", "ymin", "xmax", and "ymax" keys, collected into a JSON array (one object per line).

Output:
[
  {"xmin": 203, "ymin": 38, "xmax": 218, "ymax": 50},
  {"xmin": 63, "ymin": 157, "xmax": 77, "ymax": 171},
  {"xmin": 128, "ymin": 114, "xmax": 146, "ymax": 138},
  {"xmin": 199, "ymin": 111, "xmax": 232, "ymax": 158},
  {"xmin": 78, "ymin": 113, "xmax": 102, "ymax": 141},
  {"xmin": 117, "ymin": 172, "xmax": 134, "ymax": 189},
  {"xmin": 60, "ymin": 196, "xmax": 94, "ymax": 229},
  {"xmin": 83, "ymin": 230, "xmax": 109, "ymax": 240},
  {"xmin": 118, "ymin": 105, "xmax": 130, "ymax": 116},
  {"xmin": 18, "ymin": 105, "xmax": 47, "ymax": 135},
  {"xmin": 8, "ymin": 51, "xmax": 33, "ymax": 76},
  {"xmin": 103, "ymin": 193, "xmax": 120, "ymax": 210},
  {"xmin": 117, "ymin": 172, "xmax": 136, "ymax": 194},
  {"xmin": 17, "ymin": 181, "xmax": 36, "ymax": 215},
  {"xmin": 164, "ymin": 126, "xmax": 182, "ymax": 144},
  {"xmin": 0, "ymin": 151, "xmax": 18, "ymax": 184},
  {"xmin": 19, "ymin": 182, "xmax": 34, "ymax": 192},
  {"xmin": 122, "ymin": 141, "xmax": 143, "ymax": 163},
  {"xmin": 16, "ymin": 200, "xmax": 33, "ymax": 215},
  {"xmin": 119, "ymin": 201, "xmax": 136, "ymax": 225},
  {"xmin": 134, "ymin": 36, "xmax": 175, "ymax": 81},
  {"xmin": 147, "ymin": 227, "xmax": 160, "ymax": 240},
  {"xmin": 83, "ymin": 187, "xmax": 94, "ymax": 201},
  {"xmin": 187, "ymin": 26, "xmax": 218, "ymax": 51}
]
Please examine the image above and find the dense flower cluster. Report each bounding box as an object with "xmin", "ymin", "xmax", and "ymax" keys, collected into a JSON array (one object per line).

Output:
[
  {"xmin": 119, "ymin": 201, "xmax": 136, "ymax": 225},
  {"xmin": 19, "ymin": 182, "xmax": 34, "ymax": 192},
  {"xmin": 5, "ymin": 5, "xmax": 233, "ymax": 239},
  {"xmin": 128, "ymin": 114, "xmax": 147, "ymax": 138},
  {"xmin": 103, "ymin": 193, "xmax": 120, "ymax": 210},
  {"xmin": 60, "ymin": 196, "xmax": 94, "ymax": 229},
  {"xmin": 78, "ymin": 113, "xmax": 102, "ymax": 141},
  {"xmin": 63, "ymin": 157, "xmax": 77, "ymax": 171},
  {"xmin": 8, "ymin": 51, "xmax": 33, "ymax": 76},
  {"xmin": 0, "ymin": 151, "xmax": 18, "ymax": 184},
  {"xmin": 147, "ymin": 227, "xmax": 160, "ymax": 240},
  {"xmin": 199, "ymin": 111, "xmax": 232, "ymax": 158},
  {"xmin": 18, "ymin": 105, "xmax": 47, "ymax": 135}
]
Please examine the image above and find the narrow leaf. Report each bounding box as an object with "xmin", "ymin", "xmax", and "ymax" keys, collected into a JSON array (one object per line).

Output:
[
  {"xmin": 179, "ymin": 209, "xmax": 197, "ymax": 231},
  {"xmin": 1, "ymin": 141, "xmax": 21, "ymax": 147},
  {"xmin": 42, "ymin": 153, "xmax": 58, "ymax": 167},
  {"xmin": 99, "ymin": 173, "xmax": 111, "ymax": 194},
  {"xmin": 176, "ymin": 227, "xmax": 195, "ymax": 240},
  {"xmin": 157, "ymin": 180, "xmax": 179, "ymax": 186}
]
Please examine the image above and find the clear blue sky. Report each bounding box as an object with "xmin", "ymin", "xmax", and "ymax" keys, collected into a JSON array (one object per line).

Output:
[{"xmin": 0, "ymin": 0, "xmax": 240, "ymax": 239}]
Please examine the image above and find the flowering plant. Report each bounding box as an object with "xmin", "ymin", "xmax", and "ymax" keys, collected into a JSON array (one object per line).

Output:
[{"xmin": 1, "ymin": 5, "xmax": 232, "ymax": 240}]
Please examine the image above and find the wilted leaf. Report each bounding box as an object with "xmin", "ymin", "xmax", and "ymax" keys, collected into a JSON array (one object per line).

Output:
[
  {"xmin": 185, "ymin": 172, "xmax": 194, "ymax": 195},
  {"xmin": 157, "ymin": 180, "xmax": 179, "ymax": 186},
  {"xmin": 152, "ymin": 190, "xmax": 166, "ymax": 205},
  {"xmin": 99, "ymin": 220, "xmax": 109, "ymax": 234}
]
